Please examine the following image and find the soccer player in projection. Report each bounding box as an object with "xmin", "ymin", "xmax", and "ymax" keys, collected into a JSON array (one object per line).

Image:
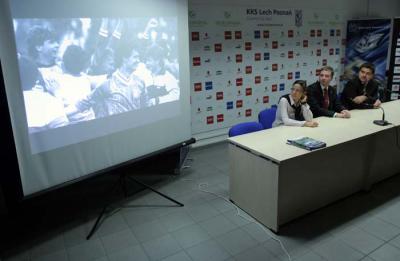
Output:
[
  {"xmin": 26, "ymin": 27, "xmax": 93, "ymax": 123},
  {"xmin": 18, "ymin": 57, "xmax": 69, "ymax": 132},
  {"xmin": 135, "ymin": 44, "xmax": 179, "ymax": 105},
  {"xmin": 77, "ymin": 42, "xmax": 149, "ymax": 117},
  {"xmin": 26, "ymin": 26, "xmax": 63, "ymax": 89},
  {"xmin": 25, "ymin": 25, "xmax": 109, "ymax": 124},
  {"xmin": 56, "ymin": 44, "xmax": 98, "ymax": 123}
]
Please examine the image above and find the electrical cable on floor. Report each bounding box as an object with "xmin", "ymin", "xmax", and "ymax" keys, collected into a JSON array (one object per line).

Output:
[
  {"xmin": 197, "ymin": 182, "xmax": 292, "ymax": 261},
  {"xmin": 180, "ymin": 176, "xmax": 292, "ymax": 261},
  {"xmin": 176, "ymin": 152, "xmax": 291, "ymax": 259}
]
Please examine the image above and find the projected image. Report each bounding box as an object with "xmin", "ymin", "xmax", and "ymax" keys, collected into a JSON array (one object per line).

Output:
[{"xmin": 13, "ymin": 18, "xmax": 180, "ymax": 133}]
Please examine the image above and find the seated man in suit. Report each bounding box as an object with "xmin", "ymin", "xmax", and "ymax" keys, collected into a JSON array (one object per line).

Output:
[
  {"xmin": 307, "ymin": 66, "xmax": 351, "ymax": 118},
  {"xmin": 341, "ymin": 62, "xmax": 381, "ymax": 109}
]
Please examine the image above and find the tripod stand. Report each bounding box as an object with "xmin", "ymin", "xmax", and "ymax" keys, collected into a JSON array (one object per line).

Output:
[{"xmin": 86, "ymin": 172, "xmax": 184, "ymax": 240}]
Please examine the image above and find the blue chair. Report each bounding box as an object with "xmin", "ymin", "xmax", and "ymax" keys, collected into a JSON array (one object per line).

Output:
[
  {"xmin": 258, "ymin": 106, "xmax": 277, "ymax": 129},
  {"xmin": 228, "ymin": 122, "xmax": 263, "ymax": 137}
]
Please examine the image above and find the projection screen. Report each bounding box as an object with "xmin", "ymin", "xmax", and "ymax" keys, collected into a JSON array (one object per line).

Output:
[{"xmin": 0, "ymin": 0, "xmax": 191, "ymax": 196}]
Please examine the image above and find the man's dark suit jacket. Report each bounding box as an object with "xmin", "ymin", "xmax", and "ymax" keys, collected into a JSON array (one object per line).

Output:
[
  {"xmin": 341, "ymin": 77, "xmax": 379, "ymax": 110},
  {"xmin": 307, "ymin": 81, "xmax": 345, "ymax": 117}
]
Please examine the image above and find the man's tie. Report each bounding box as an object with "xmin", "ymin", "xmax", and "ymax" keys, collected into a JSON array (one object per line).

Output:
[{"xmin": 323, "ymin": 88, "xmax": 329, "ymax": 109}]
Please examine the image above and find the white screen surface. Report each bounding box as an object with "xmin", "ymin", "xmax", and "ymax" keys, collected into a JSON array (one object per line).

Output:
[{"xmin": 0, "ymin": 0, "xmax": 191, "ymax": 196}]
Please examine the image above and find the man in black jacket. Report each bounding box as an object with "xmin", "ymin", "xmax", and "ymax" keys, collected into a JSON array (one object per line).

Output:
[
  {"xmin": 341, "ymin": 63, "xmax": 381, "ymax": 110},
  {"xmin": 307, "ymin": 66, "xmax": 351, "ymax": 118}
]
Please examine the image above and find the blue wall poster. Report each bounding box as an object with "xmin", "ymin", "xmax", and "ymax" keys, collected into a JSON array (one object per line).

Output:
[{"xmin": 345, "ymin": 19, "xmax": 391, "ymax": 91}]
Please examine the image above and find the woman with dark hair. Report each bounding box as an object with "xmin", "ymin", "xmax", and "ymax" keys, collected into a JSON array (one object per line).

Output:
[{"xmin": 272, "ymin": 80, "xmax": 318, "ymax": 127}]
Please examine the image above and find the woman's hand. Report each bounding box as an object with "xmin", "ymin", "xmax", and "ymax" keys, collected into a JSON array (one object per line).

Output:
[
  {"xmin": 304, "ymin": 121, "xmax": 318, "ymax": 127},
  {"xmin": 300, "ymin": 95, "xmax": 307, "ymax": 104}
]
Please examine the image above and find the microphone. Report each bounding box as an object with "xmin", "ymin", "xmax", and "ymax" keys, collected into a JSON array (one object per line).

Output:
[{"xmin": 373, "ymin": 106, "xmax": 389, "ymax": 126}]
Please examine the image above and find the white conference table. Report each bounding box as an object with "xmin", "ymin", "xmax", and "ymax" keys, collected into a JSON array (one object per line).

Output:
[{"xmin": 228, "ymin": 100, "xmax": 400, "ymax": 232}]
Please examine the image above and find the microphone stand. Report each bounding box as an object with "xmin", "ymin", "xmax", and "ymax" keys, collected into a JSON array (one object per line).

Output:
[{"xmin": 373, "ymin": 106, "xmax": 389, "ymax": 126}]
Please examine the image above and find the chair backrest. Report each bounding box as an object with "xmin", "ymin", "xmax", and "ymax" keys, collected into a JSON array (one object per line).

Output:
[
  {"xmin": 228, "ymin": 122, "xmax": 263, "ymax": 137},
  {"xmin": 258, "ymin": 106, "xmax": 277, "ymax": 129}
]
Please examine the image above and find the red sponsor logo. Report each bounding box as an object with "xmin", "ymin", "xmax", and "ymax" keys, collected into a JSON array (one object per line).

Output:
[
  {"xmin": 272, "ymin": 41, "xmax": 278, "ymax": 49},
  {"xmin": 329, "ymin": 48, "xmax": 334, "ymax": 55},
  {"xmin": 206, "ymin": 116, "xmax": 214, "ymax": 124},
  {"xmin": 245, "ymin": 66, "xmax": 252, "ymax": 74},
  {"xmin": 272, "ymin": 64, "xmax": 278, "ymax": 71},
  {"xmin": 272, "ymin": 84, "xmax": 278, "ymax": 92},
  {"xmin": 288, "ymin": 30, "xmax": 294, "ymax": 38},
  {"xmin": 323, "ymin": 39, "xmax": 328, "ymax": 46},
  {"xmin": 317, "ymin": 29, "xmax": 322, "ymax": 37},
  {"xmin": 246, "ymin": 88, "xmax": 252, "ymax": 96},
  {"xmin": 263, "ymin": 96, "xmax": 269, "ymax": 103},
  {"xmin": 255, "ymin": 76, "xmax": 261, "ymax": 84},
  {"xmin": 236, "ymin": 100, "xmax": 243, "ymax": 108},
  {"xmin": 288, "ymin": 51, "xmax": 294, "ymax": 59},
  {"xmin": 216, "ymin": 91, "xmax": 223, "ymax": 100},
  {"xmin": 193, "ymin": 57, "xmax": 201, "ymax": 66},
  {"xmin": 191, "ymin": 32, "xmax": 199, "ymax": 41},
  {"xmin": 254, "ymin": 53, "xmax": 261, "ymax": 61},
  {"xmin": 316, "ymin": 49, "xmax": 321, "ymax": 56},
  {"xmin": 224, "ymin": 31, "xmax": 232, "ymax": 40},
  {"xmin": 236, "ymin": 54, "xmax": 243, "ymax": 63},
  {"xmin": 303, "ymin": 40, "xmax": 309, "ymax": 47},
  {"xmin": 322, "ymin": 59, "xmax": 327, "ymax": 66},
  {"xmin": 316, "ymin": 69, "xmax": 321, "ymax": 76},
  {"xmin": 235, "ymin": 31, "xmax": 242, "ymax": 39},
  {"xmin": 245, "ymin": 42, "xmax": 252, "ymax": 50},
  {"xmin": 310, "ymin": 30, "xmax": 315, "ymax": 37},
  {"xmin": 194, "ymin": 82, "xmax": 202, "ymax": 92},
  {"xmin": 245, "ymin": 109, "xmax": 252, "ymax": 117},
  {"xmin": 236, "ymin": 78, "xmax": 243, "ymax": 86},
  {"xmin": 263, "ymin": 30, "xmax": 270, "ymax": 38},
  {"xmin": 214, "ymin": 43, "xmax": 222, "ymax": 52},
  {"xmin": 288, "ymin": 72, "xmax": 293, "ymax": 80},
  {"xmin": 217, "ymin": 114, "xmax": 224, "ymax": 122}
]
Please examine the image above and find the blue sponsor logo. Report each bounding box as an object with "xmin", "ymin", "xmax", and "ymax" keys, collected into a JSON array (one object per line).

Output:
[
  {"xmin": 227, "ymin": 101, "xmax": 234, "ymax": 110},
  {"xmin": 295, "ymin": 71, "xmax": 301, "ymax": 79},
  {"xmin": 205, "ymin": 81, "xmax": 213, "ymax": 90},
  {"xmin": 279, "ymin": 83, "xmax": 285, "ymax": 91},
  {"xmin": 254, "ymin": 30, "xmax": 261, "ymax": 39},
  {"xmin": 335, "ymin": 48, "xmax": 340, "ymax": 55},
  {"xmin": 330, "ymin": 29, "xmax": 335, "ymax": 36},
  {"xmin": 264, "ymin": 52, "xmax": 270, "ymax": 60}
]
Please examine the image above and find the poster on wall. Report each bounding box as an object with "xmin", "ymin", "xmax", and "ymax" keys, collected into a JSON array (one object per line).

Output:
[
  {"xmin": 387, "ymin": 18, "xmax": 400, "ymax": 100},
  {"xmin": 345, "ymin": 19, "xmax": 391, "ymax": 89},
  {"xmin": 189, "ymin": 5, "xmax": 346, "ymax": 134}
]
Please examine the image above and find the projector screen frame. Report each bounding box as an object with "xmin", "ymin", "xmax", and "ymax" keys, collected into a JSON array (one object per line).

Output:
[{"xmin": 0, "ymin": 0, "xmax": 193, "ymax": 205}]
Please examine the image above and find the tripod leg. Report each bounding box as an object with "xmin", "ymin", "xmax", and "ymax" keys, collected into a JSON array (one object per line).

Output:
[
  {"xmin": 86, "ymin": 205, "xmax": 107, "ymax": 240},
  {"xmin": 86, "ymin": 177, "xmax": 121, "ymax": 240},
  {"xmin": 127, "ymin": 176, "xmax": 184, "ymax": 206}
]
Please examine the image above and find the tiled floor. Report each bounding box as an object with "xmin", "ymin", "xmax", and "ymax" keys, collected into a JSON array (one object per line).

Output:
[{"xmin": 2, "ymin": 141, "xmax": 400, "ymax": 260}]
